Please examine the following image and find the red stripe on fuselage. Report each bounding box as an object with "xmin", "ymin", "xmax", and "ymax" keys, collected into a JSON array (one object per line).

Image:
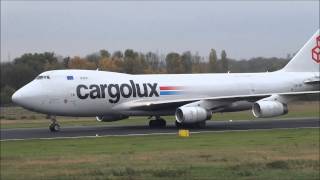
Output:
[{"xmin": 160, "ymin": 86, "xmax": 183, "ymax": 90}]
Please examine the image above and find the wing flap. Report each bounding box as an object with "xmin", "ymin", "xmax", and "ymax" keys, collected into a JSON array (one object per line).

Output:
[{"xmin": 304, "ymin": 76, "xmax": 320, "ymax": 84}]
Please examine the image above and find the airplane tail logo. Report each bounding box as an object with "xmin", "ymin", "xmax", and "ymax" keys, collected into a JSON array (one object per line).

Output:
[{"xmin": 311, "ymin": 36, "xmax": 320, "ymax": 63}]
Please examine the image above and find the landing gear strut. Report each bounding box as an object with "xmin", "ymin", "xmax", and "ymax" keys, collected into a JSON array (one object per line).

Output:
[
  {"xmin": 49, "ymin": 115, "xmax": 60, "ymax": 132},
  {"xmin": 149, "ymin": 116, "xmax": 166, "ymax": 128}
]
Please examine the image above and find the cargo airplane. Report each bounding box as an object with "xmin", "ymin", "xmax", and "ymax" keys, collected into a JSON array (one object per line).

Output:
[{"xmin": 12, "ymin": 30, "xmax": 320, "ymax": 132}]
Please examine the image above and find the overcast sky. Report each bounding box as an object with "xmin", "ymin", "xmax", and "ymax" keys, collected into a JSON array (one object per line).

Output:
[{"xmin": 1, "ymin": 1, "xmax": 319, "ymax": 62}]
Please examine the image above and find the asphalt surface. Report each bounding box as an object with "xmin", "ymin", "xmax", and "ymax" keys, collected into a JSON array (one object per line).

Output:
[{"xmin": 1, "ymin": 118, "xmax": 319, "ymax": 140}]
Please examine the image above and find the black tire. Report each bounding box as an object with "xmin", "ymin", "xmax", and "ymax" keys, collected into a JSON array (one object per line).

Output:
[
  {"xmin": 195, "ymin": 121, "xmax": 206, "ymax": 129},
  {"xmin": 175, "ymin": 121, "xmax": 184, "ymax": 129},
  {"xmin": 158, "ymin": 118, "xmax": 166, "ymax": 128},
  {"xmin": 149, "ymin": 120, "xmax": 157, "ymax": 128},
  {"xmin": 175, "ymin": 121, "xmax": 206, "ymax": 129},
  {"xmin": 149, "ymin": 119, "xmax": 166, "ymax": 128},
  {"xmin": 49, "ymin": 124, "xmax": 60, "ymax": 132}
]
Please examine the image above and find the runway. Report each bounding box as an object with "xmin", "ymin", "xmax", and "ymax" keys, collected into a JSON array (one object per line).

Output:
[{"xmin": 1, "ymin": 118, "xmax": 319, "ymax": 141}]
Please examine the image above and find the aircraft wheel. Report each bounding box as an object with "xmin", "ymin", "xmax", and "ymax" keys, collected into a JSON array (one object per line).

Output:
[
  {"xmin": 49, "ymin": 123, "xmax": 60, "ymax": 132},
  {"xmin": 149, "ymin": 120, "xmax": 157, "ymax": 128},
  {"xmin": 158, "ymin": 118, "xmax": 166, "ymax": 128},
  {"xmin": 175, "ymin": 121, "xmax": 184, "ymax": 129},
  {"xmin": 195, "ymin": 121, "xmax": 206, "ymax": 129},
  {"xmin": 49, "ymin": 115, "xmax": 60, "ymax": 132},
  {"xmin": 175, "ymin": 121, "xmax": 206, "ymax": 129},
  {"xmin": 149, "ymin": 119, "xmax": 166, "ymax": 128}
]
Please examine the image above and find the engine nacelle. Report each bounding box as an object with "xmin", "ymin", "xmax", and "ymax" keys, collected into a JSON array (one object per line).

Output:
[
  {"xmin": 175, "ymin": 107, "xmax": 211, "ymax": 124},
  {"xmin": 252, "ymin": 101, "xmax": 288, "ymax": 118},
  {"xmin": 96, "ymin": 114, "xmax": 128, "ymax": 122}
]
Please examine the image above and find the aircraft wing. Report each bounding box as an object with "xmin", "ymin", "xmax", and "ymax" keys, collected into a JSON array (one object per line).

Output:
[
  {"xmin": 304, "ymin": 77, "xmax": 320, "ymax": 85},
  {"xmin": 118, "ymin": 90, "xmax": 320, "ymax": 111}
]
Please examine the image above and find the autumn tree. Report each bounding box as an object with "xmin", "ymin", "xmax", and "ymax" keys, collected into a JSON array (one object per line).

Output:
[
  {"xmin": 62, "ymin": 56, "xmax": 70, "ymax": 68},
  {"xmin": 13, "ymin": 52, "xmax": 58, "ymax": 72},
  {"xmin": 68, "ymin": 56, "xmax": 96, "ymax": 69},
  {"xmin": 221, "ymin": 50, "xmax": 228, "ymax": 72},
  {"xmin": 111, "ymin": 51, "xmax": 124, "ymax": 72},
  {"xmin": 139, "ymin": 53, "xmax": 151, "ymax": 74},
  {"xmin": 86, "ymin": 53, "xmax": 101, "ymax": 66},
  {"xmin": 145, "ymin": 52, "xmax": 160, "ymax": 73},
  {"xmin": 191, "ymin": 52, "xmax": 207, "ymax": 73},
  {"xmin": 98, "ymin": 57, "xmax": 122, "ymax": 72},
  {"xmin": 181, "ymin": 51, "xmax": 193, "ymax": 73},
  {"xmin": 165, "ymin": 52, "xmax": 182, "ymax": 73},
  {"xmin": 100, "ymin": 49, "xmax": 111, "ymax": 58},
  {"xmin": 8, "ymin": 52, "xmax": 60, "ymax": 88},
  {"xmin": 123, "ymin": 49, "xmax": 146, "ymax": 74},
  {"xmin": 209, "ymin": 49, "xmax": 218, "ymax": 73}
]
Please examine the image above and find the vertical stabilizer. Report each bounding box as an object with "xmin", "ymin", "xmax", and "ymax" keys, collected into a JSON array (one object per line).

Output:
[{"xmin": 282, "ymin": 30, "xmax": 320, "ymax": 72}]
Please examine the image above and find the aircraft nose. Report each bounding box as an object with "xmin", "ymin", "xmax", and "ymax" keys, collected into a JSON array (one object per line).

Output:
[
  {"xmin": 11, "ymin": 90, "xmax": 21, "ymax": 104},
  {"xmin": 12, "ymin": 87, "xmax": 27, "ymax": 106},
  {"xmin": 11, "ymin": 83, "xmax": 44, "ymax": 109}
]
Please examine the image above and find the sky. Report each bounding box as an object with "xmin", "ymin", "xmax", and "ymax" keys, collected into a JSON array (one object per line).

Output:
[{"xmin": 1, "ymin": 1, "xmax": 319, "ymax": 62}]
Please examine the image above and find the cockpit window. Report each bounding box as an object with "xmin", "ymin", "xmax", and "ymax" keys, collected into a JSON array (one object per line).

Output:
[{"xmin": 36, "ymin": 75, "xmax": 50, "ymax": 80}]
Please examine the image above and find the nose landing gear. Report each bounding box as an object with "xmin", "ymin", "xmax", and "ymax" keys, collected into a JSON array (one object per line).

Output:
[{"xmin": 49, "ymin": 115, "xmax": 60, "ymax": 132}]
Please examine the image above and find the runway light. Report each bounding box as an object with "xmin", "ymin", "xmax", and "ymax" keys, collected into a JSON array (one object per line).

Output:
[
  {"xmin": 178, "ymin": 129, "xmax": 190, "ymax": 137},
  {"xmin": 95, "ymin": 134, "xmax": 99, "ymax": 137},
  {"xmin": 229, "ymin": 120, "xmax": 233, "ymax": 122}
]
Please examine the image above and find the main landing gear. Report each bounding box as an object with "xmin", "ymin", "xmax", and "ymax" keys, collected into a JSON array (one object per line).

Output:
[
  {"xmin": 175, "ymin": 121, "xmax": 206, "ymax": 129},
  {"xmin": 148, "ymin": 116, "xmax": 206, "ymax": 129},
  {"xmin": 148, "ymin": 116, "xmax": 166, "ymax": 128},
  {"xmin": 49, "ymin": 115, "xmax": 60, "ymax": 132}
]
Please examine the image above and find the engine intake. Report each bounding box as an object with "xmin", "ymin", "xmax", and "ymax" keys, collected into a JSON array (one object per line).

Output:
[
  {"xmin": 252, "ymin": 101, "xmax": 288, "ymax": 118},
  {"xmin": 175, "ymin": 107, "xmax": 211, "ymax": 124},
  {"xmin": 96, "ymin": 114, "xmax": 128, "ymax": 122}
]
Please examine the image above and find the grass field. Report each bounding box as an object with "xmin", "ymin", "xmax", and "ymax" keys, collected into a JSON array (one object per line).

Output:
[
  {"xmin": 1, "ymin": 101, "xmax": 319, "ymax": 129},
  {"xmin": 1, "ymin": 101, "xmax": 319, "ymax": 179},
  {"xmin": 1, "ymin": 128, "xmax": 319, "ymax": 180}
]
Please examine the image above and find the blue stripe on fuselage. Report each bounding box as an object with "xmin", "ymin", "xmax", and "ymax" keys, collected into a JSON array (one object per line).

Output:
[{"xmin": 160, "ymin": 91, "xmax": 182, "ymax": 95}]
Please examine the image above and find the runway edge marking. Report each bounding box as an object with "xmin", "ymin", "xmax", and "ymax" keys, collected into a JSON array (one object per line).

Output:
[
  {"xmin": 3, "ymin": 117, "xmax": 318, "ymax": 131},
  {"xmin": 1, "ymin": 127, "xmax": 319, "ymax": 142}
]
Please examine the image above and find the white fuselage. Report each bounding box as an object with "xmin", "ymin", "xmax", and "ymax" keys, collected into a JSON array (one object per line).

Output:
[{"xmin": 12, "ymin": 69, "xmax": 319, "ymax": 117}]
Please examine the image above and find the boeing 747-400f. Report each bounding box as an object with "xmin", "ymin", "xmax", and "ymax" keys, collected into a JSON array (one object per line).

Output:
[{"xmin": 12, "ymin": 30, "xmax": 320, "ymax": 132}]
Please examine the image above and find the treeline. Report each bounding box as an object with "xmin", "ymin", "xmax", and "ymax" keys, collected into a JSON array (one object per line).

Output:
[{"xmin": 0, "ymin": 49, "xmax": 290, "ymax": 105}]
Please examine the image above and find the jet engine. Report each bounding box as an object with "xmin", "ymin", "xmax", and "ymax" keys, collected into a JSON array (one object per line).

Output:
[
  {"xmin": 96, "ymin": 114, "xmax": 128, "ymax": 122},
  {"xmin": 175, "ymin": 107, "xmax": 212, "ymax": 124},
  {"xmin": 252, "ymin": 101, "xmax": 288, "ymax": 118}
]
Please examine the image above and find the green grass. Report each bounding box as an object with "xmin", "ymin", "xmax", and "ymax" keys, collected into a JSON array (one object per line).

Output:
[
  {"xmin": 1, "ymin": 101, "xmax": 319, "ymax": 129},
  {"xmin": 1, "ymin": 128, "xmax": 319, "ymax": 180}
]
